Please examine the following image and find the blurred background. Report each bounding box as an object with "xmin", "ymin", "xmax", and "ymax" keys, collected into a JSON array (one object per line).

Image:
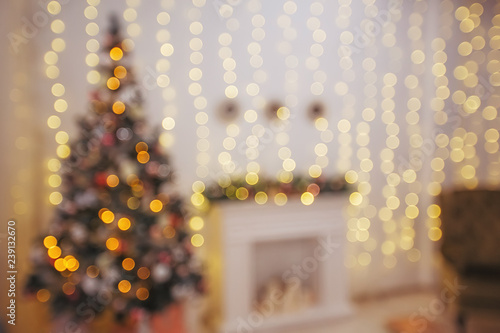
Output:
[{"xmin": 1, "ymin": 0, "xmax": 500, "ymax": 332}]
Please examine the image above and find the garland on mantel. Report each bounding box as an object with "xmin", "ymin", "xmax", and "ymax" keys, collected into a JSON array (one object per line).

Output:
[{"xmin": 202, "ymin": 175, "xmax": 348, "ymax": 203}]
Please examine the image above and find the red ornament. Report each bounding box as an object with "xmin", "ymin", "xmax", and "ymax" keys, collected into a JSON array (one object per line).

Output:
[{"xmin": 94, "ymin": 172, "xmax": 108, "ymax": 186}]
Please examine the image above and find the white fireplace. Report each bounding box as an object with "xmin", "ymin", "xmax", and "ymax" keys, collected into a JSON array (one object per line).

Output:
[{"xmin": 206, "ymin": 193, "xmax": 351, "ymax": 333}]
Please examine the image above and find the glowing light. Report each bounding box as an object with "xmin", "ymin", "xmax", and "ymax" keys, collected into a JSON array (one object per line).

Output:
[
  {"xmin": 43, "ymin": 236, "xmax": 57, "ymax": 248},
  {"xmin": 428, "ymin": 227, "xmax": 442, "ymax": 241},
  {"xmin": 118, "ymin": 280, "xmax": 131, "ymax": 293},
  {"xmin": 106, "ymin": 175, "xmax": 119, "ymax": 187},
  {"xmin": 37, "ymin": 289, "xmax": 51, "ymax": 303},
  {"xmin": 101, "ymin": 210, "xmax": 115, "ymax": 224},
  {"xmin": 47, "ymin": 246, "xmax": 61, "ymax": 259},
  {"xmin": 349, "ymin": 192, "xmax": 362, "ymax": 206},
  {"xmin": 110, "ymin": 47, "xmax": 123, "ymax": 61},
  {"xmin": 274, "ymin": 193, "xmax": 287, "ymax": 206},
  {"xmin": 191, "ymin": 234, "xmax": 204, "ymax": 247},
  {"xmin": 87, "ymin": 265, "xmax": 99, "ymax": 278},
  {"xmin": 54, "ymin": 258, "xmax": 66, "ymax": 272},
  {"xmin": 191, "ymin": 193, "xmax": 205, "ymax": 206},
  {"xmin": 106, "ymin": 238, "xmax": 119, "ymax": 251},
  {"xmin": 150, "ymin": 199, "xmax": 163, "ymax": 213},
  {"xmin": 137, "ymin": 151, "xmax": 150, "ymax": 164},
  {"xmin": 122, "ymin": 258, "xmax": 135, "ymax": 271},
  {"xmin": 114, "ymin": 66, "xmax": 127, "ymax": 79},
  {"xmin": 107, "ymin": 77, "xmax": 120, "ymax": 90},
  {"xmin": 189, "ymin": 216, "xmax": 204, "ymax": 231},
  {"xmin": 49, "ymin": 192, "xmax": 63, "ymax": 205},
  {"xmin": 137, "ymin": 267, "xmax": 150, "ymax": 280},
  {"xmin": 255, "ymin": 191, "xmax": 268, "ymax": 205},
  {"xmin": 136, "ymin": 288, "xmax": 149, "ymax": 301},
  {"xmin": 301, "ymin": 192, "xmax": 315, "ymax": 206},
  {"xmin": 427, "ymin": 204, "xmax": 441, "ymax": 218},
  {"xmin": 48, "ymin": 174, "xmax": 62, "ymax": 187},
  {"xmin": 236, "ymin": 187, "xmax": 249, "ymax": 200},
  {"xmin": 118, "ymin": 218, "xmax": 131, "ymax": 231}
]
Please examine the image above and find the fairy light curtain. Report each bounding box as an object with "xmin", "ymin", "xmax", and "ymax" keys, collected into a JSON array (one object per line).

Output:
[{"xmin": 28, "ymin": 0, "xmax": 500, "ymax": 294}]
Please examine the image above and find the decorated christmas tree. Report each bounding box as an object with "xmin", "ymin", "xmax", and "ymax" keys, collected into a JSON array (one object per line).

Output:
[{"xmin": 25, "ymin": 16, "xmax": 203, "ymax": 326}]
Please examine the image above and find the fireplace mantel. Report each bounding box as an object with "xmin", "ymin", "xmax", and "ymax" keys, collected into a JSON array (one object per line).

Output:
[{"xmin": 205, "ymin": 193, "xmax": 351, "ymax": 333}]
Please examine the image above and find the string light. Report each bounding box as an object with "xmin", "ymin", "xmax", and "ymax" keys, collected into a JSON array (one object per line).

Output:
[
  {"xmin": 427, "ymin": 1, "xmax": 454, "ymax": 244},
  {"xmin": 124, "ymin": 0, "xmax": 142, "ymax": 50},
  {"xmin": 305, "ymin": 1, "xmax": 331, "ymax": 205},
  {"xmin": 190, "ymin": 0, "xmax": 208, "ymax": 248},
  {"xmin": 46, "ymin": 0, "xmax": 69, "ymax": 206},
  {"xmin": 158, "ymin": 0, "xmax": 176, "ymax": 150},
  {"xmin": 273, "ymin": 0, "xmax": 297, "ymax": 197}
]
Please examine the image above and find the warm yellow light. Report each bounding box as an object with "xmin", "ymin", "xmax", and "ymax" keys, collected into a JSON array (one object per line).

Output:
[
  {"xmin": 137, "ymin": 267, "xmax": 150, "ymax": 280},
  {"xmin": 118, "ymin": 280, "xmax": 131, "ymax": 293},
  {"xmin": 66, "ymin": 258, "xmax": 79, "ymax": 272},
  {"xmin": 162, "ymin": 117, "xmax": 175, "ymax": 131},
  {"xmin": 136, "ymin": 287, "xmax": 150, "ymax": 301},
  {"xmin": 278, "ymin": 170, "xmax": 293, "ymax": 183},
  {"xmin": 122, "ymin": 258, "xmax": 135, "ymax": 271},
  {"xmin": 87, "ymin": 265, "xmax": 99, "ymax": 278},
  {"xmin": 277, "ymin": 107, "xmax": 290, "ymax": 120},
  {"xmin": 191, "ymin": 193, "xmax": 205, "ymax": 206},
  {"xmin": 255, "ymin": 191, "xmax": 268, "ymax": 205},
  {"xmin": 225, "ymin": 85, "xmax": 238, "ymax": 98},
  {"xmin": 427, "ymin": 204, "xmax": 441, "ymax": 218},
  {"xmin": 112, "ymin": 101, "xmax": 125, "ymax": 114},
  {"xmin": 245, "ymin": 172, "xmax": 259, "ymax": 185},
  {"xmin": 236, "ymin": 187, "xmax": 249, "ymax": 200},
  {"xmin": 106, "ymin": 237, "xmax": 119, "ymax": 251},
  {"xmin": 48, "ymin": 158, "xmax": 61, "ymax": 172},
  {"xmin": 106, "ymin": 174, "xmax": 119, "ymax": 187},
  {"xmin": 301, "ymin": 192, "xmax": 315, "ymax": 206},
  {"xmin": 191, "ymin": 234, "xmax": 204, "ymax": 247},
  {"xmin": 118, "ymin": 218, "xmax": 131, "ymax": 231},
  {"xmin": 428, "ymin": 227, "xmax": 442, "ymax": 241},
  {"xmin": 189, "ymin": 216, "xmax": 204, "ymax": 231},
  {"xmin": 282, "ymin": 158, "xmax": 296, "ymax": 172},
  {"xmin": 134, "ymin": 142, "xmax": 148, "ymax": 154},
  {"xmin": 36, "ymin": 289, "xmax": 51, "ymax": 303},
  {"xmin": 192, "ymin": 181, "xmax": 205, "ymax": 193},
  {"xmin": 54, "ymin": 258, "xmax": 66, "ymax": 272},
  {"xmin": 101, "ymin": 210, "xmax": 115, "ymax": 224},
  {"xmin": 43, "ymin": 236, "xmax": 57, "ymax": 248},
  {"xmin": 137, "ymin": 151, "xmax": 150, "ymax": 164},
  {"xmin": 107, "ymin": 77, "xmax": 120, "ymax": 90},
  {"xmin": 47, "ymin": 246, "xmax": 61, "ymax": 259},
  {"xmin": 47, "ymin": 1, "xmax": 61, "ymax": 15},
  {"xmin": 49, "ymin": 192, "xmax": 63, "ymax": 205},
  {"xmin": 309, "ymin": 165, "xmax": 322, "ymax": 178},
  {"xmin": 349, "ymin": 192, "xmax": 363, "ymax": 206},
  {"xmin": 345, "ymin": 170, "xmax": 358, "ymax": 184},
  {"xmin": 405, "ymin": 205, "xmax": 419, "ymax": 219},
  {"xmin": 150, "ymin": 199, "xmax": 163, "ymax": 213},
  {"xmin": 274, "ymin": 193, "xmax": 288, "ymax": 206},
  {"xmin": 47, "ymin": 115, "xmax": 61, "ymax": 129},
  {"xmin": 114, "ymin": 66, "xmax": 127, "ymax": 79},
  {"xmin": 461, "ymin": 165, "xmax": 475, "ymax": 179},
  {"xmin": 110, "ymin": 47, "xmax": 124, "ymax": 61}
]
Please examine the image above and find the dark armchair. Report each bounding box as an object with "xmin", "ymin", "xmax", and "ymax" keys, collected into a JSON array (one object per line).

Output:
[{"xmin": 439, "ymin": 189, "xmax": 500, "ymax": 329}]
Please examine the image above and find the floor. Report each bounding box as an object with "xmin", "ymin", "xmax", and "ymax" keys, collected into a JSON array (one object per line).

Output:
[{"xmin": 281, "ymin": 292, "xmax": 458, "ymax": 333}]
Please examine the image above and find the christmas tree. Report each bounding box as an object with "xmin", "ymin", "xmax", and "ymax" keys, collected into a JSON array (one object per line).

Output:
[{"xmin": 25, "ymin": 16, "xmax": 203, "ymax": 325}]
